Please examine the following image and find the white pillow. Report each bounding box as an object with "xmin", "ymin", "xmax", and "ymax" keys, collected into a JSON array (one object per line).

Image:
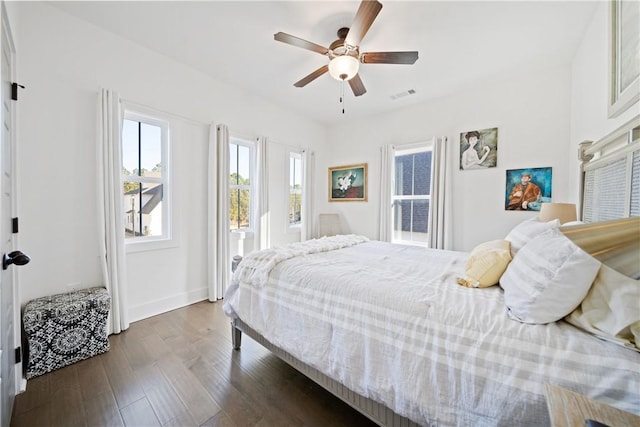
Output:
[
  {"xmin": 501, "ymin": 228, "xmax": 601, "ymax": 324},
  {"xmin": 505, "ymin": 217, "xmax": 560, "ymax": 257}
]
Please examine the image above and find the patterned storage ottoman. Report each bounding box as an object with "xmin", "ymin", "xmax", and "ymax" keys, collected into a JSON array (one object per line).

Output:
[{"xmin": 23, "ymin": 287, "xmax": 110, "ymax": 379}]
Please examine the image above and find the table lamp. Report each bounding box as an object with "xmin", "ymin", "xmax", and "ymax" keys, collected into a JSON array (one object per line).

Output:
[{"xmin": 538, "ymin": 203, "xmax": 577, "ymax": 224}]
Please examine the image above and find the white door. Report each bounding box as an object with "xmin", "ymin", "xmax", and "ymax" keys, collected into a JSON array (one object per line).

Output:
[{"xmin": 0, "ymin": 5, "xmax": 18, "ymax": 427}]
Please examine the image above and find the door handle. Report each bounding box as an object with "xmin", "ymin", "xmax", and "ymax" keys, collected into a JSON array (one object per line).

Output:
[{"xmin": 3, "ymin": 250, "xmax": 30, "ymax": 270}]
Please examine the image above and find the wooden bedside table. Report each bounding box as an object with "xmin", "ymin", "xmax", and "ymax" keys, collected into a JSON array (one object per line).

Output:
[{"xmin": 545, "ymin": 383, "xmax": 640, "ymax": 427}]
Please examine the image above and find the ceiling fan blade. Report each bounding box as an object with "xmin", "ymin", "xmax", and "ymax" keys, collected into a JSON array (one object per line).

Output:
[
  {"xmin": 349, "ymin": 74, "xmax": 367, "ymax": 97},
  {"xmin": 274, "ymin": 32, "xmax": 329, "ymax": 55},
  {"xmin": 294, "ymin": 65, "xmax": 329, "ymax": 87},
  {"xmin": 345, "ymin": 0, "xmax": 383, "ymax": 47},
  {"xmin": 361, "ymin": 51, "xmax": 419, "ymax": 64}
]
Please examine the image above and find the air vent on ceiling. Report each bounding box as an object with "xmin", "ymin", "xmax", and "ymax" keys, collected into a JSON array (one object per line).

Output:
[{"xmin": 390, "ymin": 89, "xmax": 416, "ymax": 100}]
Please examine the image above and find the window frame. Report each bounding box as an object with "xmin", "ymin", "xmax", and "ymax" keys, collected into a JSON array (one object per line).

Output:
[
  {"xmin": 391, "ymin": 142, "xmax": 433, "ymax": 247},
  {"xmin": 229, "ymin": 136, "xmax": 256, "ymax": 233},
  {"xmin": 286, "ymin": 149, "xmax": 303, "ymax": 232},
  {"xmin": 122, "ymin": 106, "xmax": 174, "ymax": 253}
]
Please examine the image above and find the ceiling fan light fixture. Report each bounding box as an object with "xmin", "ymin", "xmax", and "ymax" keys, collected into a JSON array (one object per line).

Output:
[{"xmin": 328, "ymin": 55, "xmax": 360, "ymax": 81}]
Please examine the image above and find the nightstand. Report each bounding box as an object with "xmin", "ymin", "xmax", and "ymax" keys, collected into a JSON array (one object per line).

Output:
[{"xmin": 544, "ymin": 383, "xmax": 640, "ymax": 427}]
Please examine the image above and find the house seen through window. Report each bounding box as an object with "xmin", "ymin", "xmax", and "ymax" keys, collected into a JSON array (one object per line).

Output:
[
  {"xmin": 392, "ymin": 145, "xmax": 432, "ymax": 246},
  {"xmin": 229, "ymin": 138, "xmax": 254, "ymax": 231},
  {"xmin": 122, "ymin": 112, "xmax": 169, "ymax": 241}
]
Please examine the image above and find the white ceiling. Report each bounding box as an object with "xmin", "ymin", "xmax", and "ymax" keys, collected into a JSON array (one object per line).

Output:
[{"xmin": 51, "ymin": 1, "xmax": 598, "ymax": 126}]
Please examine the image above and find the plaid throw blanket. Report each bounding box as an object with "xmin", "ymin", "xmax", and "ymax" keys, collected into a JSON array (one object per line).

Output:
[{"xmin": 234, "ymin": 234, "xmax": 369, "ymax": 288}]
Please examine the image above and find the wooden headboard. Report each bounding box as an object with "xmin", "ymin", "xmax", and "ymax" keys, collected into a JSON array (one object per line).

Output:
[
  {"xmin": 579, "ymin": 115, "xmax": 639, "ymax": 221},
  {"xmin": 572, "ymin": 114, "xmax": 640, "ymax": 278},
  {"xmin": 561, "ymin": 217, "xmax": 640, "ymax": 279}
]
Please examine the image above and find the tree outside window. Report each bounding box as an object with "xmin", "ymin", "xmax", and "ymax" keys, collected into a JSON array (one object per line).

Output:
[{"xmin": 229, "ymin": 140, "xmax": 253, "ymax": 231}]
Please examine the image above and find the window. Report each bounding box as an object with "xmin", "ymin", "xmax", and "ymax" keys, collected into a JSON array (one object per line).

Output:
[
  {"xmin": 392, "ymin": 145, "xmax": 433, "ymax": 246},
  {"xmin": 229, "ymin": 137, "xmax": 254, "ymax": 231},
  {"xmin": 122, "ymin": 111, "xmax": 170, "ymax": 243},
  {"xmin": 289, "ymin": 151, "xmax": 303, "ymax": 228}
]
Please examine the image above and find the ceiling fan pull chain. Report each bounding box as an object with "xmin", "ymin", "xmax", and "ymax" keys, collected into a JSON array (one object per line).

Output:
[{"xmin": 341, "ymin": 79, "xmax": 345, "ymax": 114}]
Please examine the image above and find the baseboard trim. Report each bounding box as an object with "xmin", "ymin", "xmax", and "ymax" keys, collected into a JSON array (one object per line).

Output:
[{"xmin": 128, "ymin": 287, "xmax": 208, "ymax": 323}]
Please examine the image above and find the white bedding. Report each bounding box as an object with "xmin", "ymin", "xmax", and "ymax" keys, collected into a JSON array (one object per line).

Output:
[
  {"xmin": 233, "ymin": 234, "xmax": 368, "ymax": 289},
  {"xmin": 223, "ymin": 238, "xmax": 640, "ymax": 426}
]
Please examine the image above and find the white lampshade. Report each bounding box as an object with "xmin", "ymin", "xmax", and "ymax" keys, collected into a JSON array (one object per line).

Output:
[
  {"xmin": 328, "ymin": 55, "xmax": 360, "ymax": 81},
  {"xmin": 538, "ymin": 203, "xmax": 577, "ymax": 224}
]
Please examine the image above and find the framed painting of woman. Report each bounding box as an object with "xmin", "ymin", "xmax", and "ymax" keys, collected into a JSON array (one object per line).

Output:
[{"xmin": 459, "ymin": 127, "xmax": 498, "ymax": 170}]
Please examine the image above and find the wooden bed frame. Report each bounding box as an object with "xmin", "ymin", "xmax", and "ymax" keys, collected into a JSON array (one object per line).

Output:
[
  {"xmin": 230, "ymin": 115, "xmax": 640, "ymax": 426},
  {"xmin": 561, "ymin": 217, "xmax": 640, "ymax": 278}
]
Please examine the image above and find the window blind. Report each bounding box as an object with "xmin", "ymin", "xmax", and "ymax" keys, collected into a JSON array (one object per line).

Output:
[
  {"xmin": 630, "ymin": 149, "xmax": 640, "ymax": 217},
  {"xmin": 581, "ymin": 117, "xmax": 639, "ymax": 223},
  {"xmin": 583, "ymin": 157, "xmax": 626, "ymax": 222}
]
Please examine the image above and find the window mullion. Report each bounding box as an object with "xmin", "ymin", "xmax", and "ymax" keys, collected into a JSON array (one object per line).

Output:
[
  {"xmin": 124, "ymin": 176, "xmax": 161, "ymax": 184},
  {"xmin": 236, "ymin": 147, "xmax": 240, "ymax": 229},
  {"xmin": 393, "ymin": 195, "xmax": 427, "ymax": 201},
  {"xmin": 237, "ymin": 184, "xmax": 241, "ymax": 229},
  {"xmin": 137, "ymin": 122, "xmax": 143, "ymax": 236},
  {"xmin": 411, "ymin": 154, "xmax": 415, "ymax": 239}
]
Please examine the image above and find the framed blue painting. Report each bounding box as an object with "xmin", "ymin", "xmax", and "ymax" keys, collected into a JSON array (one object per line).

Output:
[{"xmin": 505, "ymin": 167, "xmax": 552, "ymax": 211}]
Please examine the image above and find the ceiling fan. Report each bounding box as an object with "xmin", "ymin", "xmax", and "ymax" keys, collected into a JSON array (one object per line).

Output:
[{"xmin": 274, "ymin": 0, "xmax": 419, "ymax": 97}]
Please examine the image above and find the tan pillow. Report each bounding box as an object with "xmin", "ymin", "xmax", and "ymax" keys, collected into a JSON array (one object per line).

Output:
[
  {"xmin": 456, "ymin": 240, "xmax": 512, "ymax": 288},
  {"xmin": 566, "ymin": 264, "xmax": 640, "ymax": 351}
]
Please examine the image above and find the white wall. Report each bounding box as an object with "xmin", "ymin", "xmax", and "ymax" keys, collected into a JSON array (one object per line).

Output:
[
  {"xmin": 126, "ymin": 119, "xmax": 209, "ymax": 321},
  {"xmin": 569, "ymin": 1, "xmax": 640, "ymax": 200},
  {"xmin": 320, "ymin": 65, "xmax": 574, "ymax": 251},
  {"xmin": 14, "ymin": 2, "xmax": 324, "ymax": 319},
  {"xmin": 13, "ymin": 0, "xmax": 625, "ymax": 319}
]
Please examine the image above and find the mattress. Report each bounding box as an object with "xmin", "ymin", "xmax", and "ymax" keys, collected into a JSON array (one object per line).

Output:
[{"xmin": 223, "ymin": 238, "xmax": 640, "ymax": 426}]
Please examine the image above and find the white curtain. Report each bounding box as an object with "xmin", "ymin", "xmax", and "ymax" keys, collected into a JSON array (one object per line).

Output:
[
  {"xmin": 428, "ymin": 137, "xmax": 452, "ymax": 249},
  {"xmin": 378, "ymin": 144, "xmax": 395, "ymax": 242},
  {"xmin": 256, "ymin": 137, "xmax": 270, "ymax": 250},
  {"xmin": 301, "ymin": 150, "xmax": 315, "ymax": 240},
  {"xmin": 207, "ymin": 124, "xmax": 230, "ymax": 301},
  {"xmin": 97, "ymin": 88, "xmax": 128, "ymax": 334}
]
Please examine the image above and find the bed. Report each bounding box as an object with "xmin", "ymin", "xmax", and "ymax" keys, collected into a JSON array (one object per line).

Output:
[{"xmin": 223, "ymin": 116, "xmax": 640, "ymax": 426}]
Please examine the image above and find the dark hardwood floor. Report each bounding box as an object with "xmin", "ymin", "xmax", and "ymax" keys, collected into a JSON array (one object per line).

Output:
[{"xmin": 11, "ymin": 301, "xmax": 378, "ymax": 427}]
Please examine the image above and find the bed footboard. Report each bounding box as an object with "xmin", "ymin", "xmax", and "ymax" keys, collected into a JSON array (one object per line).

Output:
[{"xmin": 230, "ymin": 317, "xmax": 421, "ymax": 427}]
